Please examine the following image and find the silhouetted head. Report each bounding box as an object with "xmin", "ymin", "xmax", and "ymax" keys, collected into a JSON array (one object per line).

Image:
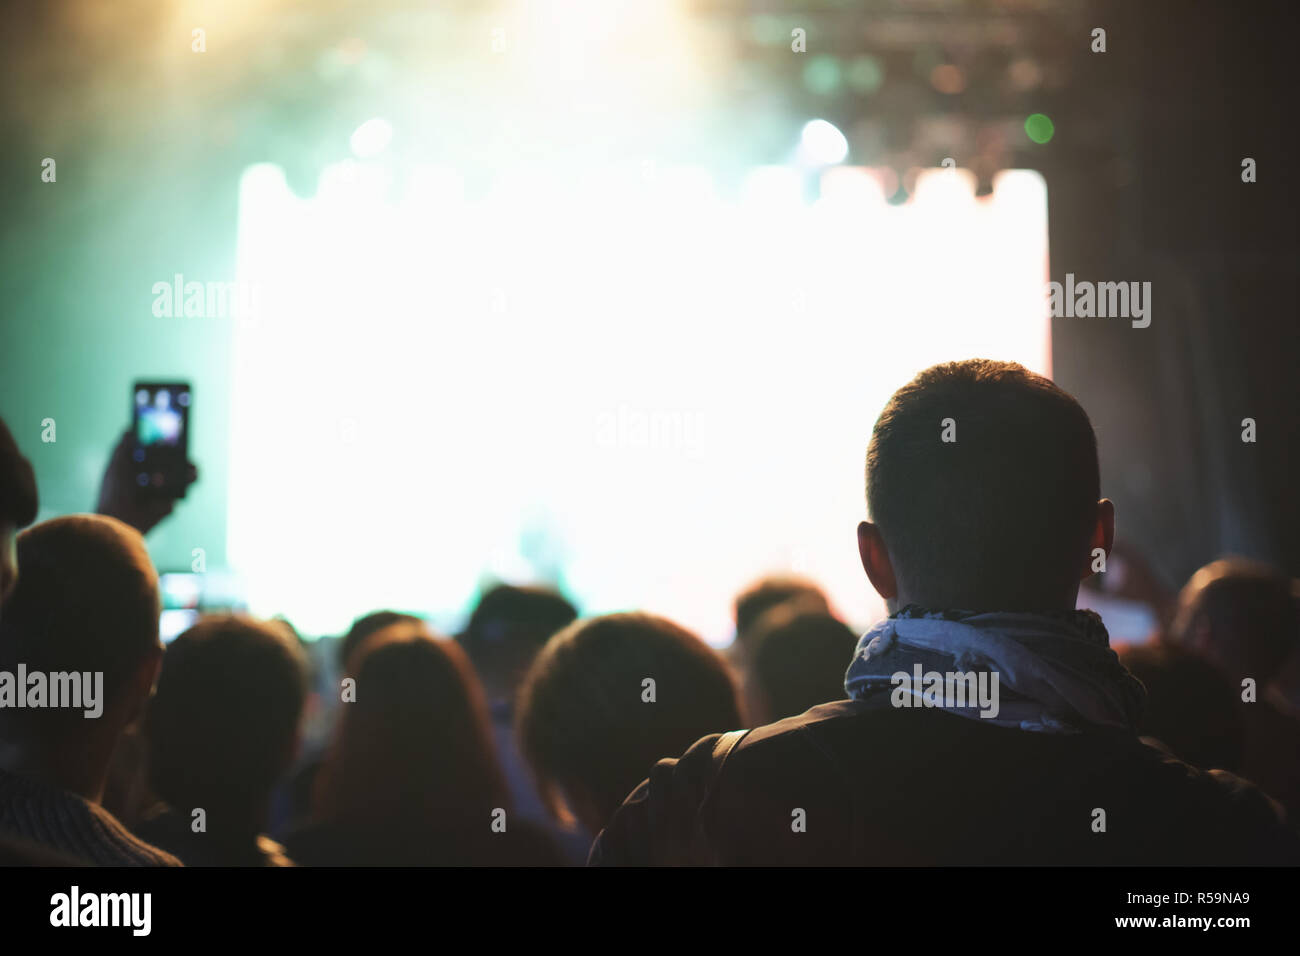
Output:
[
  {"xmin": 515, "ymin": 612, "xmax": 743, "ymax": 835},
  {"xmin": 1119, "ymin": 640, "xmax": 1244, "ymax": 772},
  {"xmin": 750, "ymin": 605, "xmax": 858, "ymax": 721},
  {"xmin": 336, "ymin": 610, "xmax": 423, "ymax": 675},
  {"xmin": 1168, "ymin": 557, "xmax": 1299, "ymax": 683},
  {"xmin": 458, "ymin": 583, "xmax": 578, "ymax": 698},
  {"xmin": 314, "ymin": 621, "xmax": 506, "ymax": 826},
  {"xmin": 859, "ymin": 359, "xmax": 1110, "ymax": 613},
  {"xmin": 0, "ymin": 515, "xmax": 161, "ymax": 796},
  {"xmin": 146, "ymin": 615, "xmax": 307, "ymax": 828},
  {"xmin": 0, "ymin": 417, "xmax": 38, "ymax": 606},
  {"xmin": 733, "ymin": 574, "xmax": 829, "ymax": 651}
]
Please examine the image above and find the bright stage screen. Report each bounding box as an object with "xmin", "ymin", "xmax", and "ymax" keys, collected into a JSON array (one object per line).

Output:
[{"xmin": 228, "ymin": 161, "xmax": 1050, "ymax": 643}]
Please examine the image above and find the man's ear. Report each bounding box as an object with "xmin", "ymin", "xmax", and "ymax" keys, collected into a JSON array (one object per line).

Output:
[
  {"xmin": 858, "ymin": 521, "xmax": 898, "ymax": 601},
  {"xmin": 1082, "ymin": 498, "xmax": 1116, "ymax": 580}
]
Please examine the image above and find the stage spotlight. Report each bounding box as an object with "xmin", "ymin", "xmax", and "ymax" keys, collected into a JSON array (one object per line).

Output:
[
  {"xmin": 799, "ymin": 119, "xmax": 849, "ymax": 166},
  {"xmin": 350, "ymin": 118, "xmax": 393, "ymax": 158}
]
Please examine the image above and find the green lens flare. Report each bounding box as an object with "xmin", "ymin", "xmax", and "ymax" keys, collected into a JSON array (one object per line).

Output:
[
  {"xmin": 1025, "ymin": 113, "xmax": 1055, "ymax": 144},
  {"xmin": 803, "ymin": 56, "xmax": 842, "ymax": 96}
]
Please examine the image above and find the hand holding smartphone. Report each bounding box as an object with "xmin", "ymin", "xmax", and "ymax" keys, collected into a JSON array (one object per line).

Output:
[
  {"xmin": 130, "ymin": 382, "xmax": 192, "ymax": 499},
  {"xmin": 95, "ymin": 381, "xmax": 198, "ymax": 535}
]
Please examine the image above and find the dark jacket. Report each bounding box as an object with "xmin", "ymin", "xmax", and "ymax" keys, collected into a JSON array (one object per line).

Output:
[{"xmin": 590, "ymin": 699, "xmax": 1300, "ymax": 866}]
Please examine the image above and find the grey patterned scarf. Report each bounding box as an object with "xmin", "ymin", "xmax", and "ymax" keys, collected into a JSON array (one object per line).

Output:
[{"xmin": 844, "ymin": 605, "xmax": 1146, "ymax": 733}]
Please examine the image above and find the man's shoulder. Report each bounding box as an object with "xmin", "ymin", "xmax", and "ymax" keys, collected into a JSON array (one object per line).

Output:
[
  {"xmin": 589, "ymin": 700, "xmax": 885, "ymax": 865},
  {"xmin": 727, "ymin": 704, "xmax": 1299, "ymax": 849},
  {"xmin": 0, "ymin": 769, "xmax": 180, "ymax": 867},
  {"xmin": 747, "ymin": 694, "xmax": 903, "ymax": 738},
  {"xmin": 633, "ymin": 700, "xmax": 880, "ymax": 804},
  {"xmin": 79, "ymin": 799, "xmax": 183, "ymax": 866},
  {"xmin": 721, "ymin": 698, "xmax": 994, "ymax": 782},
  {"xmin": 591, "ymin": 700, "xmax": 1300, "ymax": 865}
]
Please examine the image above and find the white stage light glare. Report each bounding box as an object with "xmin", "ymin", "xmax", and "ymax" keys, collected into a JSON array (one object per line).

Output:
[
  {"xmin": 231, "ymin": 161, "xmax": 1049, "ymax": 643},
  {"xmin": 350, "ymin": 118, "xmax": 393, "ymax": 158},
  {"xmin": 799, "ymin": 119, "xmax": 849, "ymax": 166}
]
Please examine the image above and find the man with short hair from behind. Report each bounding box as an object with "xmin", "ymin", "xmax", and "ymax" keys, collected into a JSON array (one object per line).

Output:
[
  {"xmin": 0, "ymin": 515, "xmax": 179, "ymax": 865},
  {"xmin": 728, "ymin": 575, "xmax": 830, "ymax": 723},
  {"xmin": 1166, "ymin": 558, "xmax": 1300, "ymax": 818},
  {"xmin": 733, "ymin": 575, "xmax": 831, "ymax": 647},
  {"xmin": 749, "ymin": 604, "xmax": 859, "ymax": 723},
  {"xmin": 136, "ymin": 615, "xmax": 308, "ymax": 866},
  {"xmin": 516, "ymin": 612, "xmax": 744, "ymax": 844},
  {"xmin": 591, "ymin": 359, "xmax": 1300, "ymax": 865}
]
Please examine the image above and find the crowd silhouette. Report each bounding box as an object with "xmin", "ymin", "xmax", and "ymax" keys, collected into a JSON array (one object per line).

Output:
[{"xmin": 1, "ymin": 359, "xmax": 1298, "ymax": 866}]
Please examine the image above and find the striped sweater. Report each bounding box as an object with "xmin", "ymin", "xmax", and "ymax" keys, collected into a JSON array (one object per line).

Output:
[{"xmin": 0, "ymin": 767, "xmax": 180, "ymax": 866}]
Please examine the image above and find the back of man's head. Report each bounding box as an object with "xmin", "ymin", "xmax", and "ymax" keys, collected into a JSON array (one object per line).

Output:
[
  {"xmin": 0, "ymin": 515, "xmax": 160, "ymax": 738},
  {"xmin": 866, "ymin": 359, "xmax": 1101, "ymax": 611},
  {"xmin": 337, "ymin": 610, "xmax": 423, "ymax": 674},
  {"xmin": 0, "ymin": 416, "xmax": 39, "ymax": 606},
  {"xmin": 751, "ymin": 604, "xmax": 858, "ymax": 721},
  {"xmin": 459, "ymin": 584, "xmax": 578, "ymax": 695},
  {"xmin": 733, "ymin": 575, "xmax": 830, "ymax": 650},
  {"xmin": 516, "ymin": 612, "xmax": 742, "ymax": 832},
  {"xmin": 1168, "ymin": 557, "xmax": 1299, "ymax": 681},
  {"xmin": 147, "ymin": 615, "xmax": 307, "ymax": 817}
]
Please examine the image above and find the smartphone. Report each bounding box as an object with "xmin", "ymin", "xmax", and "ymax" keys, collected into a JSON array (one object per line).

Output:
[
  {"xmin": 158, "ymin": 571, "xmax": 201, "ymax": 643},
  {"xmin": 131, "ymin": 381, "xmax": 191, "ymax": 498},
  {"xmin": 156, "ymin": 569, "xmax": 244, "ymax": 643}
]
